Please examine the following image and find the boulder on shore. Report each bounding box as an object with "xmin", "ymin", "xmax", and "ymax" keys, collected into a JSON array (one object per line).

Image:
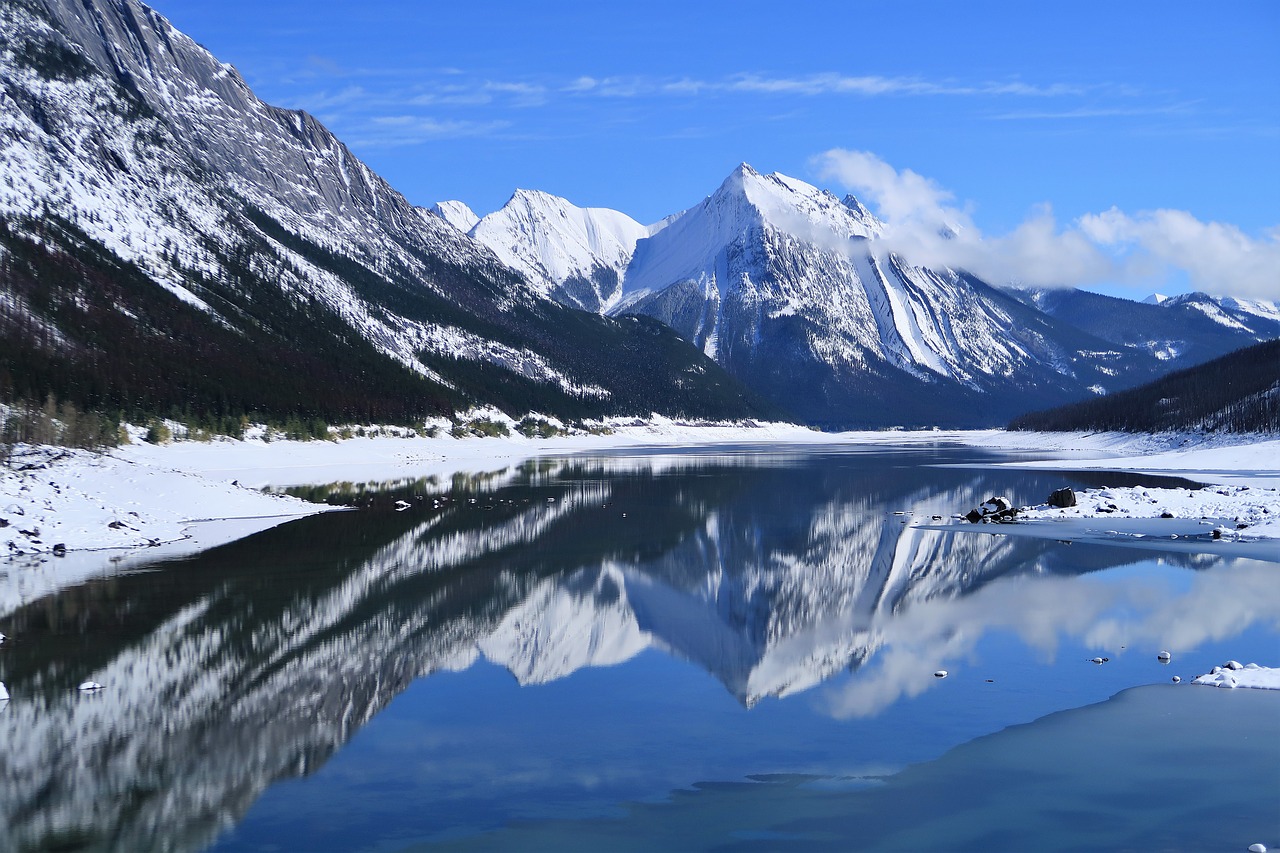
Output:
[{"xmin": 1047, "ymin": 487, "xmax": 1076, "ymax": 509}]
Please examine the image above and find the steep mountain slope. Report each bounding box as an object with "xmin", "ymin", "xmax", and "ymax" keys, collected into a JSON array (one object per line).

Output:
[
  {"xmin": 1015, "ymin": 288, "xmax": 1280, "ymax": 365},
  {"xmin": 1010, "ymin": 338, "xmax": 1280, "ymax": 433},
  {"xmin": 613, "ymin": 165, "xmax": 1154, "ymax": 427},
  {"xmin": 0, "ymin": 0, "xmax": 770, "ymax": 423},
  {"xmin": 464, "ymin": 189, "xmax": 657, "ymax": 312}
]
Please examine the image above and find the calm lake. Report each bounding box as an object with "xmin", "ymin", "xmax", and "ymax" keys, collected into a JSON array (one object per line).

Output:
[{"xmin": 1, "ymin": 445, "xmax": 1277, "ymax": 852}]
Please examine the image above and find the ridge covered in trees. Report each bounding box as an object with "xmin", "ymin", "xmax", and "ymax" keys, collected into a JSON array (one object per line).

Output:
[{"xmin": 1009, "ymin": 339, "xmax": 1280, "ymax": 433}]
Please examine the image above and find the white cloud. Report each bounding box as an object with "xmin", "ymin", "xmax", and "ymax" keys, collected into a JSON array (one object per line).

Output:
[
  {"xmin": 813, "ymin": 148, "xmax": 967, "ymax": 230},
  {"xmin": 1079, "ymin": 208, "xmax": 1280, "ymax": 300},
  {"xmin": 813, "ymin": 148, "xmax": 1280, "ymax": 299},
  {"xmin": 354, "ymin": 116, "xmax": 509, "ymax": 147}
]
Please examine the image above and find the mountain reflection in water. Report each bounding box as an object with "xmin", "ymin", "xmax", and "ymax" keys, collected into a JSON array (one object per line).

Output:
[{"xmin": 0, "ymin": 447, "xmax": 1270, "ymax": 853}]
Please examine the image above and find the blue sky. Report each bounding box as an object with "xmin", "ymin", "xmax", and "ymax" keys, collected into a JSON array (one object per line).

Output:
[{"xmin": 146, "ymin": 0, "xmax": 1280, "ymax": 298}]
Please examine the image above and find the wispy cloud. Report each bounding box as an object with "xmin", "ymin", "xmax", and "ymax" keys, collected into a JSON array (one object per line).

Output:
[
  {"xmin": 814, "ymin": 148, "xmax": 1280, "ymax": 300},
  {"xmin": 352, "ymin": 116, "xmax": 511, "ymax": 147},
  {"xmin": 560, "ymin": 72, "xmax": 1092, "ymax": 100},
  {"xmin": 724, "ymin": 73, "xmax": 1087, "ymax": 98},
  {"xmin": 990, "ymin": 102, "xmax": 1199, "ymax": 121}
]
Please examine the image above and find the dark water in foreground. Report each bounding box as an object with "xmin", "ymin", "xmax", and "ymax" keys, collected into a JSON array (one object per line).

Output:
[{"xmin": 0, "ymin": 445, "xmax": 1276, "ymax": 852}]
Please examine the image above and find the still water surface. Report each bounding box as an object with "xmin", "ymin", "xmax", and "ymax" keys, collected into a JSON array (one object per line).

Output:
[{"xmin": 0, "ymin": 445, "xmax": 1276, "ymax": 852}]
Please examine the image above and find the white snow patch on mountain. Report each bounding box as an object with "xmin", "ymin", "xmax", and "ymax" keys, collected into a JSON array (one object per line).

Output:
[
  {"xmin": 469, "ymin": 189, "xmax": 655, "ymax": 307},
  {"xmin": 427, "ymin": 200, "xmax": 480, "ymax": 233}
]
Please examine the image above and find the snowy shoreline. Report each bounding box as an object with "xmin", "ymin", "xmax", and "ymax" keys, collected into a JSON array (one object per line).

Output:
[{"xmin": 1, "ymin": 423, "xmax": 1277, "ymax": 564}]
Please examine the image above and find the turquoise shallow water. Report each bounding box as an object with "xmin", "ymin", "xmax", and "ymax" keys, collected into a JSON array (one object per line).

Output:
[{"xmin": 0, "ymin": 445, "xmax": 1275, "ymax": 853}]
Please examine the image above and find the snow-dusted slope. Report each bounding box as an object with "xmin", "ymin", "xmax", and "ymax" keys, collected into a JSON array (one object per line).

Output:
[
  {"xmin": 1017, "ymin": 288, "xmax": 1280, "ymax": 366},
  {"xmin": 0, "ymin": 0, "xmax": 503, "ymax": 363},
  {"xmin": 426, "ymin": 200, "xmax": 481, "ymax": 233},
  {"xmin": 0, "ymin": 0, "xmax": 767, "ymax": 422},
  {"xmin": 612, "ymin": 164, "xmax": 1138, "ymax": 426},
  {"xmin": 468, "ymin": 189, "xmax": 657, "ymax": 311}
]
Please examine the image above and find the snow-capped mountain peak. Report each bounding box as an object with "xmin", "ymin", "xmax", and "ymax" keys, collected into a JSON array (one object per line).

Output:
[
  {"xmin": 618, "ymin": 163, "xmax": 884, "ymax": 311},
  {"xmin": 467, "ymin": 188, "xmax": 654, "ymax": 311},
  {"xmin": 712, "ymin": 163, "xmax": 884, "ymax": 243},
  {"xmin": 427, "ymin": 200, "xmax": 480, "ymax": 233}
]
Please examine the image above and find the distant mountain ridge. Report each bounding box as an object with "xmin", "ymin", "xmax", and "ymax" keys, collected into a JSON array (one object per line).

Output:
[
  {"xmin": 1010, "ymin": 338, "xmax": 1280, "ymax": 433},
  {"xmin": 1014, "ymin": 288, "xmax": 1280, "ymax": 365}
]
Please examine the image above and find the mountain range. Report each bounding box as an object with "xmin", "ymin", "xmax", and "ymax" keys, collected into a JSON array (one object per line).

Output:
[
  {"xmin": 440, "ymin": 167, "xmax": 1280, "ymax": 427},
  {"xmin": 2, "ymin": 0, "xmax": 1276, "ymax": 429}
]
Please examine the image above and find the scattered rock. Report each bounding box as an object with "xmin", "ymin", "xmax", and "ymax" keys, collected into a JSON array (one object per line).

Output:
[
  {"xmin": 933, "ymin": 670, "xmax": 948, "ymax": 678},
  {"xmin": 964, "ymin": 496, "xmax": 1019, "ymax": 524},
  {"xmin": 1171, "ymin": 676, "xmax": 1181, "ymax": 683},
  {"xmin": 983, "ymin": 496, "xmax": 1012, "ymax": 514},
  {"xmin": 1046, "ymin": 487, "xmax": 1076, "ymax": 508}
]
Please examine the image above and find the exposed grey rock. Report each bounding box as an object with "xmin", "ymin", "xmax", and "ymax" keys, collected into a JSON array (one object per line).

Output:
[{"xmin": 1047, "ymin": 487, "xmax": 1076, "ymax": 508}]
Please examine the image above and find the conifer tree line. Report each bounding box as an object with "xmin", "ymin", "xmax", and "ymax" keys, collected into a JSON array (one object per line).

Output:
[{"xmin": 1010, "ymin": 338, "xmax": 1280, "ymax": 433}]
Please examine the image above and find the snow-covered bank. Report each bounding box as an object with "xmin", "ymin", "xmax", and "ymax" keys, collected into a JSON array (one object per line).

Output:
[
  {"xmin": 112, "ymin": 418, "xmax": 828, "ymax": 488},
  {"xmin": 0, "ymin": 446, "xmax": 325, "ymax": 559},
  {"xmin": 1193, "ymin": 662, "xmax": 1280, "ymax": 690},
  {"xmin": 0, "ymin": 420, "xmax": 824, "ymax": 560},
  {"xmin": 1017, "ymin": 484, "xmax": 1280, "ymax": 541},
  {"xmin": 2, "ymin": 424, "xmax": 1276, "ymax": 564}
]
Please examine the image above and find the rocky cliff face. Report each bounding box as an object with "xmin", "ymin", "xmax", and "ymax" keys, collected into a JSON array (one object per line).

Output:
[{"xmin": 0, "ymin": 0, "xmax": 769, "ymax": 422}]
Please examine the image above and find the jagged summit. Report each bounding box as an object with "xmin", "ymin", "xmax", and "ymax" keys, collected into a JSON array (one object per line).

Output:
[
  {"xmin": 467, "ymin": 187, "xmax": 656, "ymax": 311},
  {"xmin": 428, "ymin": 200, "xmax": 480, "ymax": 233}
]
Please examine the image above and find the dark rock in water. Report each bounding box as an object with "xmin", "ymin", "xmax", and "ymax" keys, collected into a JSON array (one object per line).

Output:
[
  {"xmin": 51, "ymin": 543, "xmax": 67, "ymax": 556},
  {"xmin": 1160, "ymin": 511, "xmax": 1175, "ymax": 519},
  {"xmin": 1047, "ymin": 487, "xmax": 1076, "ymax": 508},
  {"xmin": 965, "ymin": 498, "xmax": 1019, "ymax": 524},
  {"xmin": 982, "ymin": 496, "xmax": 1012, "ymax": 514}
]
